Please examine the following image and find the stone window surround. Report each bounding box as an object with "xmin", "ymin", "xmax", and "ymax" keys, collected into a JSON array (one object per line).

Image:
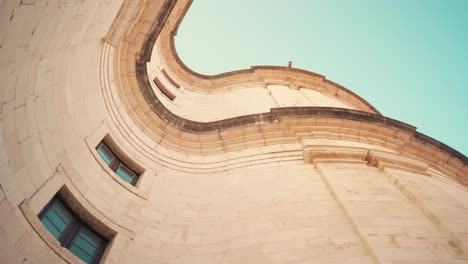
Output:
[
  {"xmin": 38, "ymin": 194, "xmax": 109, "ymax": 264},
  {"xmin": 85, "ymin": 122, "xmax": 149, "ymax": 200},
  {"xmin": 19, "ymin": 180, "xmax": 127, "ymax": 264},
  {"xmin": 96, "ymin": 140, "xmax": 141, "ymax": 186},
  {"xmin": 22, "ymin": 200, "xmax": 100, "ymax": 264}
]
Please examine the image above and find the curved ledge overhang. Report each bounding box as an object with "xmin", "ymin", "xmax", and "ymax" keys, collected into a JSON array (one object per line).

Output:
[{"xmin": 106, "ymin": 0, "xmax": 467, "ymax": 184}]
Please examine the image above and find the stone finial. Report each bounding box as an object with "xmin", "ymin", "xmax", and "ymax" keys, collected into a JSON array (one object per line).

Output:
[{"xmin": 288, "ymin": 61, "xmax": 292, "ymax": 69}]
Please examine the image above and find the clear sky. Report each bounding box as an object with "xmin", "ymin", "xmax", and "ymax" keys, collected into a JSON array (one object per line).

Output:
[{"xmin": 175, "ymin": 0, "xmax": 468, "ymax": 156}]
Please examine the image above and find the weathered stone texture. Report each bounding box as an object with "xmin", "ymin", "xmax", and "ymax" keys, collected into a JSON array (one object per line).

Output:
[{"xmin": 0, "ymin": 0, "xmax": 466, "ymax": 263}]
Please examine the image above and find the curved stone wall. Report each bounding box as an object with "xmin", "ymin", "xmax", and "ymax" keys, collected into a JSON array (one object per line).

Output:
[{"xmin": 0, "ymin": 0, "xmax": 467, "ymax": 263}]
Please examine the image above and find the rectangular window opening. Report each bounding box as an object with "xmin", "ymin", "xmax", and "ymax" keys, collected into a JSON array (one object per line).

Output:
[
  {"xmin": 39, "ymin": 195, "xmax": 108, "ymax": 264},
  {"xmin": 153, "ymin": 76, "xmax": 176, "ymax": 101},
  {"xmin": 96, "ymin": 139, "xmax": 142, "ymax": 186}
]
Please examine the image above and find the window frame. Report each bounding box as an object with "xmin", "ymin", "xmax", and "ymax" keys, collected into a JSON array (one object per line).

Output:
[
  {"xmin": 85, "ymin": 126, "xmax": 150, "ymax": 198},
  {"xmin": 38, "ymin": 195, "xmax": 108, "ymax": 264},
  {"xmin": 96, "ymin": 141, "xmax": 140, "ymax": 186}
]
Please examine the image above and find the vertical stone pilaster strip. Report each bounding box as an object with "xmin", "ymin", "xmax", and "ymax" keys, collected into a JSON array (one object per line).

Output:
[
  {"xmin": 313, "ymin": 158, "xmax": 467, "ymax": 263},
  {"xmin": 315, "ymin": 162, "xmax": 380, "ymax": 264},
  {"xmin": 382, "ymin": 167, "xmax": 468, "ymax": 256}
]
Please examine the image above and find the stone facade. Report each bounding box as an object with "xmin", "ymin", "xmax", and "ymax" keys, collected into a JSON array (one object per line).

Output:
[{"xmin": 0, "ymin": 0, "xmax": 467, "ymax": 263}]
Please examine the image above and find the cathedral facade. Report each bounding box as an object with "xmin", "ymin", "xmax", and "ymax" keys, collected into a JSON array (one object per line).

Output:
[{"xmin": 0, "ymin": 0, "xmax": 467, "ymax": 263}]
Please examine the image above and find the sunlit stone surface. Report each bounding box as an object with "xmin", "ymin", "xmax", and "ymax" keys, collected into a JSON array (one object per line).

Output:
[{"xmin": 0, "ymin": 0, "xmax": 466, "ymax": 263}]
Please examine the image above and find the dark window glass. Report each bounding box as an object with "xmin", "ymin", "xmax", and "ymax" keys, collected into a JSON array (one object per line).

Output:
[
  {"xmin": 40, "ymin": 199, "xmax": 72, "ymax": 239},
  {"xmin": 116, "ymin": 164, "xmax": 136, "ymax": 184},
  {"xmin": 96, "ymin": 141, "xmax": 140, "ymax": 186},
  {"xmin": 39, "ymin": 195, "xmax": 108, "ymax": 264},
  {"xmin": 97, "ymin": 143, "xmax": 115, "ymax": 165},
  {"xmin": 69, "ymin": 227, "xmax": 104, "ymax": 263}
]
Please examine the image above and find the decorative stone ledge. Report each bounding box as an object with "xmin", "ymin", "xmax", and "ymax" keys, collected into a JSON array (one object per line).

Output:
[
  {"xmin": 367, "ymin": 150, "xmax": 429, "ymax": 174},
  {"xmin": 304, "ymin": 143, "xmax": 432, "ymax": 175},
  {"xmin": 303, "ymin": 145, "xmax": 368, "ymax": 164}
]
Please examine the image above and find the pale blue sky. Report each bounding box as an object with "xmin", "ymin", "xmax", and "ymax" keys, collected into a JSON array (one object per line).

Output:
[{"xmin": 176, "ymin": 0, "xmax": 468, "ymax": 156}]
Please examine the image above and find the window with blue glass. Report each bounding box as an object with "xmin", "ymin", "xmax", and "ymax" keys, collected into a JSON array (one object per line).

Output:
[
  {"xmin": 39, "ymin": 195, "xmax": 108, "ymax": 264},
  {"xmin": 96, "ymin": 141, "xmax": 140, "ymax": 186}
]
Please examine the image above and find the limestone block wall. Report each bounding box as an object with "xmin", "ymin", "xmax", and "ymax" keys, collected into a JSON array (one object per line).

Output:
[
  {"xmin": 123, "ymin": 162, "xmax": 374, "ymax": 264},
  {"xmin": 0, "ymin": 0, "xmax": 467, "ymax": 263},
  {"xmin": 0, "ymin": 0, "xmax": 141, "ymax": 263},
  {"xmin": 317, "ymin": 162, "xmax": 467, "ymax": 263}
]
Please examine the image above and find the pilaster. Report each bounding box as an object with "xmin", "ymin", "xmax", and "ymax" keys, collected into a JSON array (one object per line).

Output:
[{"xmin": 304, "ymin": 144, "xmax": 468, "ymax": 263}]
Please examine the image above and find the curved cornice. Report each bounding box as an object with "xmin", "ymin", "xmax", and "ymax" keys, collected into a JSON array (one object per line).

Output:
[
  {"xmin": 137, "ymin": 0, "xmax": 465, "ymax": 159},
  {"xmin": 105, "ymin": 0, "xmax": 466, "ymax": 184}
]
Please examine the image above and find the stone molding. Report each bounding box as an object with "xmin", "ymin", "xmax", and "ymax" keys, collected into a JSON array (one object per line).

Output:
[
  {"xmin": 303, "ymin": 145, "xmax": 369, "ymax": 164},
  {"xmin": 104, "ymin": 0, "xmax": 466, "ymax": 185},
  {"xmin": 367, "ymin": 150, "xmax": 429, "ymax": 174},
  {"xmin": 304, "ymin": 144, "xmax": 431, "ymax": 177}
]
